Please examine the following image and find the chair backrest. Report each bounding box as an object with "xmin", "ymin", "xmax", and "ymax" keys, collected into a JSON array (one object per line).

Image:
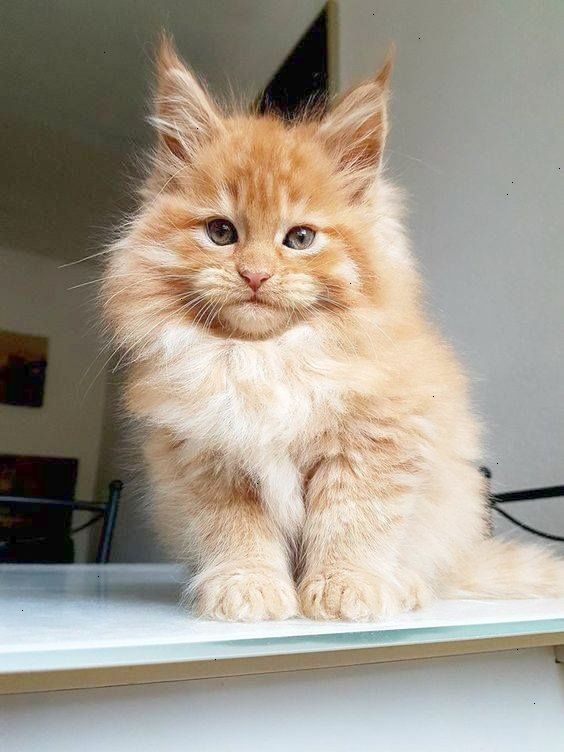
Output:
[{"xmin": 0, "ymin": 480, "xmax": 122, "ymax": 563}]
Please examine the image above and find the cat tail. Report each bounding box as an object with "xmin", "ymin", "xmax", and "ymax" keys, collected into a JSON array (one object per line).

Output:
[{"xmin": 441, "ymin": 538, "xmax": 564, "ymax": 599}]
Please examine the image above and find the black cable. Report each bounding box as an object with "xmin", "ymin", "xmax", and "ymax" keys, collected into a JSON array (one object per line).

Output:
[
  {"xmin": 70, "ymin": 513, "xmax": 104, "ymax": 535},
  {"xmin": 482, "ymin": 467, "xmax": 564, "ymax": 542},
  {"xmin": 491, "ymin": 502, "xmax": 564, "ymax": 542},
  {"xmin": 493, "ymin": 485, "xmax": 564, "ymax": 503}
]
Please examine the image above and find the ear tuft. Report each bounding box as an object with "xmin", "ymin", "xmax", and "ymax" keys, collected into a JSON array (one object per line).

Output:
[
  {"xmin": 150, "ymin": 33, "xmax": 223, "ymax": 163},
  {"xmin": 375, "ymin": 42, "xmax": 395, "ymax": 91},
  {"xmin": 155, "ymin": 31, "xmax": 184, "ymax": 78},
  {"xmin": 320, "ymin": 44, "xmax": 394, "ymax": 194}
]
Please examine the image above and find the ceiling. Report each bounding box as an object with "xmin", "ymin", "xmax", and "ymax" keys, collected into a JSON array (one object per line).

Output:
[{"xmin": 0, "ymin": 1, "xmax": 325, "ymax": 261}]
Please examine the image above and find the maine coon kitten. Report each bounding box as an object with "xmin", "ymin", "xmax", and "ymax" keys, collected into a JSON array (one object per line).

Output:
[{"xmin": 102, "ymin": 38, "xmax": 564, "ymax": 621}]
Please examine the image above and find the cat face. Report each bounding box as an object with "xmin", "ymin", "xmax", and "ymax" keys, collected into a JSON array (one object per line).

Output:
[
  {"xmin": 105, "ymin": 38, "xmax": 394, "ymax": 342},
  {"xmin": 138, "ymin": 117, "xmax": 379, "ymax": 338}
]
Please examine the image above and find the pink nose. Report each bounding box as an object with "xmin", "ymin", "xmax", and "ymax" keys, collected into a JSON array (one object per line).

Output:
[{"xmin": 239, "ymin": 270, "xmax": 271, "ymax": 292}]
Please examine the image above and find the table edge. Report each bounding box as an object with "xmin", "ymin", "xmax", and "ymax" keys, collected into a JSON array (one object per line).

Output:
[{"xmin": 2, "ymin": 626, "xmax": 563, "ymax": 695}]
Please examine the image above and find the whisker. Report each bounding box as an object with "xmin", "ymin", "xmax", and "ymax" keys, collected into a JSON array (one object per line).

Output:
[
  {"xmin": 67, "ymin": 271, "xmax": 188, "ymax": 291},
  {"xmin": 58, "ymin": 247, "xmax": 115, "ymax": 269},
  {"xmin": 81, "ymin": 292, "xmax": 209, "ymax": 398},
  {"xmin": 110, "ymin": 296, "xmax": 207, "ymax": 376}
]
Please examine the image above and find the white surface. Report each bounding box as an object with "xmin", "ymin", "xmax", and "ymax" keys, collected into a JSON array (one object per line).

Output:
[
  {"xmin": 3, "ymin": 648, "xmax": 563, "ymax": 752},
  {"xmin": 1, "ymin": 564, "xmax": 563, "ymax": 661},
  {"xmin": 339, "ymin": 1, "xmax": 564, "ymax": 549}
]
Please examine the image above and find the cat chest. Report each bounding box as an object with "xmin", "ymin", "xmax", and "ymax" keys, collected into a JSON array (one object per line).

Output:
[
  {"xmin": 194, "ymin": 368, "xmax": 315, "ymax": 455},
  {"xmin": 158, "ymin": 338, "xmax": 343, "ymax": 536},
  {"xmin": 177, "ymin": 342, "xmax": 339, "ymax": 460}
]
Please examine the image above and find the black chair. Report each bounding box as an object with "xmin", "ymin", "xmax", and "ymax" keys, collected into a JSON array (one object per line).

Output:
[{"xmin": 0, "ymin": 480, "xmax": 122, "ymax": 563}]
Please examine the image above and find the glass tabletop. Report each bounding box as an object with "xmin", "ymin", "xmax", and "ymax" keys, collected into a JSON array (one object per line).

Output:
[{"xmin": 1, "ymin": 564, "xmax": 563, "ymax": 674}]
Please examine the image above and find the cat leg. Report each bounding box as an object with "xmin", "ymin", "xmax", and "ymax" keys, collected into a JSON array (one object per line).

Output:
[
  {"xmin": 299, "ymin": 450, "xmax": 430, "ymax": 621},
  {"xmin": 183, "ymin": 475, "xmax": 298, "ymax": 622},
  {"xmin": 146, "ymin": 431, "xmax": 298, "ymax": 621}
]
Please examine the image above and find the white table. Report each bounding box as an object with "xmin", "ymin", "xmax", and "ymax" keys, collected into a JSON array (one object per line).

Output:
[{"xmin": 1, "ymin": 564, "xmax": 563, "ymax": 751}]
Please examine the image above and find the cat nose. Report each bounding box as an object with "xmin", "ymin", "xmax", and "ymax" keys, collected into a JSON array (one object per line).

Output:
[{"xmin": 239, "ymin": 270, "xmax": 271, "ymax": 292}]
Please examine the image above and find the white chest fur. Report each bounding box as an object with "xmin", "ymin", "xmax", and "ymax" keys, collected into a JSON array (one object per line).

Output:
[{"xmin": 153, "ymin": 323, "xmax": 344, "ymax": 535}]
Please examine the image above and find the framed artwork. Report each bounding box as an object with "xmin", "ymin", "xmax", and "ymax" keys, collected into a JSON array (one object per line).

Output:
[{"xmin": 0, "ymin": 329, "xmax": 48, "ymax": 407}]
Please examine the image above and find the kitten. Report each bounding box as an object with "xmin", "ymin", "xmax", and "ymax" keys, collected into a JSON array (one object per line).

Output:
[{"xmin": 102, "ymin": 37, "xmax": 564, "ymax": 621}]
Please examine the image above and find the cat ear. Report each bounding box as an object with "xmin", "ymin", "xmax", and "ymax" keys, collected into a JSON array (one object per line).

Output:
[
  {"xmin": 320, "ymin": 47, "xmax": 394, "ymax": 192},
  {"xmin": 150, "ymin": 34, "xmax": 223, "ymax": 162}
]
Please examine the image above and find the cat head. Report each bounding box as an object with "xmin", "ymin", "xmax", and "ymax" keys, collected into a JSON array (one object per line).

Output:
[{"xmin": 105, "ymin": 36, "xmax": 405, "ymax": 345}]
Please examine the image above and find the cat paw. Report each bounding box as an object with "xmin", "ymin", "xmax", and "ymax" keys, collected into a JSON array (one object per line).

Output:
[
  {"xmin": 191, "ymin": 568, "xmax": 299, "ymax": 622},
  {"xmin": 299, "ymin": 570, "xmax": 427, "ymax": 621},
  {"xmin": 397, "ymin": 570, "xmax": 433, "ymax": 611}
]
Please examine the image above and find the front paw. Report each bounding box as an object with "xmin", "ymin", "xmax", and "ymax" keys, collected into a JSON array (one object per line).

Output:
[
  {"xmin": 299, "ymin": 570, "xmax": 426, "ymax": 621},
  {"xmin": 190, "ymin": 567, "xmax": 299, "ymax": 622}
]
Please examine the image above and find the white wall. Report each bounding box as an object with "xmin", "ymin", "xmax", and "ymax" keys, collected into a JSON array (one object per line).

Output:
[
  {"xmin": 0, "ymin": 246, "xmax": 108, "ymax": 558},
  {"xmin": 338, "ymin": 0, "xmax": 564, "ymax": 546}
]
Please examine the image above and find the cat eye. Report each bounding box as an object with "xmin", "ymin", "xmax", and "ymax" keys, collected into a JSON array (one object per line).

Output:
[
  {"xmin": 283, "ymin": 226, "xmax": 316, "ymax": 251},
  {"xmin": 206, "ymin": 218, "xmax": 238, "ymax": 246}
]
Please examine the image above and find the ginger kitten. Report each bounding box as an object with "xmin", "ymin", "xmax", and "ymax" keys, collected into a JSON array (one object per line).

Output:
[{"xmin": 102, "ymin": 38, "xmax": 563, "ymax": 621}]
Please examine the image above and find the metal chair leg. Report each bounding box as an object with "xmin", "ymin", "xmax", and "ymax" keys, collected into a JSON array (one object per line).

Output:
[{"xmin": 96, "ymin": 480, "xmax": 123, "ymax": 563}]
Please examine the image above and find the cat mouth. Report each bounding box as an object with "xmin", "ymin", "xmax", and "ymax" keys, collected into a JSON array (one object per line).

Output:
[{"xmin": 240, "ymin": 297, "xmax": 275, "ymax": 308}]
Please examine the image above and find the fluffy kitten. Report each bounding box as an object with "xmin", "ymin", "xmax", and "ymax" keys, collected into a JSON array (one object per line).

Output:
[{"xmin": 102, "ymin": 38, "xmax": 563, "ymax": 621}]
